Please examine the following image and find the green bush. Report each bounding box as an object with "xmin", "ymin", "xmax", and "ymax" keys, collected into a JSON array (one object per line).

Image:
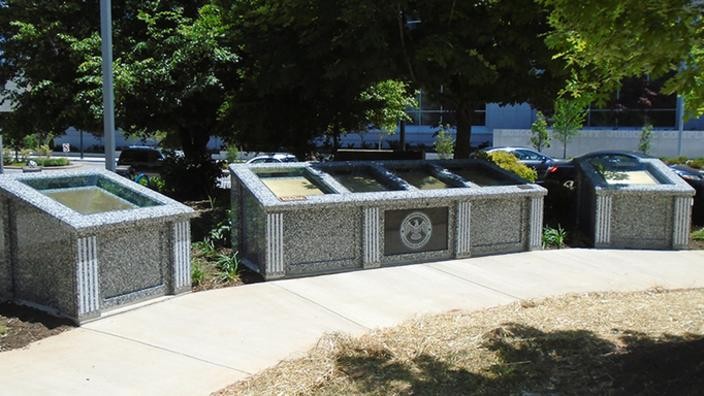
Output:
[
  {"xmin": 686, "ymin": 158, "xmax": 704, "ymax": 169},
  {"xmin": 225, "ymin": 144, "xmax": 240, "ymax": 163},
  {"xmin": 36, "ymin": 158, "xmax": 70, "ymax": 167},
  {"xmin": 36, "ymin": 144, "xmax": 52, "ymax": 158},
  {"xmin": 543, "ymin": 225, "xmax": 567, "ymax": 249},
  {"xmin": 476, "ymin": 151, "xmax": 538, "ymax": 182},
  {"xmin": 661, "ymin": 156, "xmax": 704, "ymax": 169},
  {"xmin": 160, "ymin": 153, "xmax": 223, "ymax": 201},
  {"xmin": 693, "ymin": 228, "xmax": 704, "ymax": 241}
]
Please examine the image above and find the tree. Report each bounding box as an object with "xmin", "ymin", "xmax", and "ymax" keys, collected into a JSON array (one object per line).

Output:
[
  {"xmin": 639, "ymin": 123, "xmax": 653, "ymax": 155},
  {"xmin": 540, "ymin": 0, "xmax": 704, "ymax": 116},
  {"xmin": 0, "ymin": 1, "xmax": 237, "ymax": 162},
  {"xmin": 360, "ymin": 80, "xmax": 417, "ymax": 149},
  {"xmin": 400, "ymin": 0, "xmax": 567, "ymax": 158},
  {"xmin": 530, "ymin": 111, "xmax": 550, "ymax": 152},
  {"xmin": 0, "ymin": 1, "xmax": 102, "ymax": 149},
  {"xmin": 552, "ymin": 97, "xmax": 587, "ymax": 159},
  {"xmin": 433, "ymin": 125, "xmax": 454, "ymax": 159},
  {"xmin": 216, "ymin": 0, "xmax": 402, "ymax": 157}
]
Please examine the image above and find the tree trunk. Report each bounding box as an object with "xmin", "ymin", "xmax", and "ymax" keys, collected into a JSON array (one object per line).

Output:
[
  {"xmin": 330, "ymin": 124, "xmax": 341, "ymax": 152},
  {"xmin": 399, "ymin": 120, "xmax": 406, "ymax": 152},
  {"xmin": 178, "ymin": 128, "xmax": 210, "ymax": 161},
  {"xmin": 454, "ymin": 105, "xmax": 473, "ymax": 159}
]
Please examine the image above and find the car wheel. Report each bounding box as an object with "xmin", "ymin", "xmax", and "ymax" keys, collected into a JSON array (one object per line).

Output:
[{"xmin": 562, "ymin": 179, "xmax": 575, "ymax": 190}]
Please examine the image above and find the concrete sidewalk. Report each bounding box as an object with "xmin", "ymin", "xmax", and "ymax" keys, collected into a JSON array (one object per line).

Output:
[{"xmin": 1, "ymin": 248, "xmax": 703, "ymax": 395}]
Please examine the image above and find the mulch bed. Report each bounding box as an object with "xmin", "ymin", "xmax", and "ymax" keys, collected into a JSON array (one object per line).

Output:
[
  {"xmin": 0, "ymin": 302, "xmax": 74, "ymax": 352},
  {"xmin": 216, "ymin": 288, "xmax": 704, "ymax": 395}
]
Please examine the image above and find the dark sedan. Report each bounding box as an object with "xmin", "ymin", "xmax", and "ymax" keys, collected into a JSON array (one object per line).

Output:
[
  {"xmin": 544, "ymin": 151, "xmax": 703, "ymax": 224},
  {"xmin": 670, "ymin": 164, "xmax": 704, "ymax": 224}
]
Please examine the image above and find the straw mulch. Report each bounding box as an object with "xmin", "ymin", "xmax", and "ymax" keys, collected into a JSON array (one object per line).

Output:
[{"xmin": 215, "ymin": 288, "xmax": 704, "ymax": 396}]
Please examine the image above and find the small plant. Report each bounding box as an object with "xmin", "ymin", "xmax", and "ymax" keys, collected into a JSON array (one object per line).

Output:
[
  {"xmin": 215, "ymin": 251, "xmax": 239, "ymax": 283},
  {"xmin": 191, "ymin": 261, "xmax": 205, "ymax": 286},
  {"xmin": 476, "ymin": 151, "xmax": 538, "ymax": 182},
  {"xmin": 434, "ymin": 125, "xmax": 455, "ymax": 159},
  {"xmin": 543, "ymin": 225, "xmax": 567, "ymax": 249},
  {"xmin": 208, "ymin": 211, "xmax": 232, "ymax": 246},
  {"xmin": 530, "ymin": 111, "xmax": 550, "ymax": 152},
  {"xmin": 639, "ymin": 123, "xmax": 653, "ymax": 154},
  {"xmin": 193, "ymin": 239, "xmax": 217, "ymax": 257},
  {"xmin": 693, "ymin": 228, "xmax": 704, "ymax": 241}
]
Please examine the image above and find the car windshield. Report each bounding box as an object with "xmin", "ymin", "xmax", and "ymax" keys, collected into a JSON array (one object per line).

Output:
[
  {"xmin": 515, "ymin": 150, "xmax": 545, "ymax": 161},
  {"xmin": 588, "ymin": 154, "xmax": 640, "ymax": 171}
]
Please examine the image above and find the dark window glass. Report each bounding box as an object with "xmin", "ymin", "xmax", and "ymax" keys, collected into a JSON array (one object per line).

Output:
[{"xmin": 587, "ymin": 76, "xmax": 676, "ymax": 128}]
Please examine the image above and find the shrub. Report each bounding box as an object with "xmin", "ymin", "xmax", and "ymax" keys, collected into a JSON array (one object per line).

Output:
[
  {"xmin": 693, "ymin": 228, "xmax": 704, "ymax": 241},
  {"xmin": 148, "ymin": 175, "xmax": 167, "ymax": 193},
  {"xmin": 160, "ymin": 153, "xmax": 223, "ymax": 201},
  {"xmin": 661, "ymin": 156, "xmax": 689, "ymax": 165},
  {"xmin": 19, "ymin": 148, "xmax": 32, "ymax": 163},
  {"xmin": 687, "ymin": 158, "xmax": 704, "ymax": 169},
  {"xmin": 476, "ymin": 151, "xmax": 538, "ymax": 182},
  {"xmin": 225, "ymin": 144, "xmax": 239, "ymax": 163},
  {"xmin": 2, "ymin": 149, "xmax": 14, "ymax": 165},
  {"xmin": 36, "ymin": 158, "xmax": 70, "ymax": 167},
  {"xmin": 543, "ymin": 225, "xmax": 567, "ymax": 249},
  {"xmin": 661, "ymin": 156, "xmax": 704, "ymax": 169},
  {"xmin": 36, "ymin": 144, "xmax": 52, "ymax": 158}
]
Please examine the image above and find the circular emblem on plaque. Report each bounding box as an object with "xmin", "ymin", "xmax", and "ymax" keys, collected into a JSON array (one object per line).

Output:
[{"xmin": 400, "ymin": 211, "xmax": 433, "ymax": 250}]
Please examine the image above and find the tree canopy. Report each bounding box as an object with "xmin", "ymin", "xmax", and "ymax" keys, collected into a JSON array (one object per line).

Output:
[
  {"xmin": 217, "ymin": 0, "xmax": 567, "ymax": 158},
  {"xmin": 399, "ymin": 0, "xmax": 567, "ymax": 157},
  {"xmin": 541, "ymin": 0, "xmax": 704, "ymax": 117},
  {"xmin": 215, "ymin": 0, "xmax": 405, "ymax": 157},
  {"xmin": 0, "ymin": 1, "xmax": 237, "ymax": 159}
]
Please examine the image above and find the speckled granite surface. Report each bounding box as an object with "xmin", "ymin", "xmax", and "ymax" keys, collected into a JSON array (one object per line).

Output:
[
  {"xmin": 0, "ymin": 169, "xmax": 195, "ymax": 324},
  {"xmin": 231, "ymin": 159, "xmax": 547, "ymax": 280},
  {"xmin": 575, "ymin": 157, "xmax": 695, "ymax": 249}
]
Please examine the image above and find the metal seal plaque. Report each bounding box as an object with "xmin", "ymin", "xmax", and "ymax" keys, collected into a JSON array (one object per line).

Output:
[{"xmin": 399, "ymin": 211, "xmax": 433, "ymax": 250}]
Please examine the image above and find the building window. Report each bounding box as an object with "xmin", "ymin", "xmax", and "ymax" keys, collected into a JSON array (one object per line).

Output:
[
  {"xmin": 406, "ymin": 90, "xmax": 486, "ymax": 127},
  {"xmin": 586, "ymin": 76, "xmax": 676, "ymax": 128}
]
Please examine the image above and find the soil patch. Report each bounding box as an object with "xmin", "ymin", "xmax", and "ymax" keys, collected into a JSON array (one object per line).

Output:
[
  {"xmin": 0, "ymin": 302, "xmax": 74, "ymax": 352},
  {"xmin": 215, "ymin": 288, "xmax": 704, "ymax": 395}
]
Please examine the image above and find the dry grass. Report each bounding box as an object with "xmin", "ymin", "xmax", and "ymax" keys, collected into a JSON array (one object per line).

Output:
[{"xmin": 215, "ymin": 288, "xmax": 704, "ymax": 396}]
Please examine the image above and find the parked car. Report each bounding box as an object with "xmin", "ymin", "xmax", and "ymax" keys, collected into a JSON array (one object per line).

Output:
[
  {"xmin": 245, "ymin": 154, "xmax": 298, "ymax": 164},
  {"xmin": 117, "ymin": 146, "xmax": 165, "ymax": 175},
  {"xmin": 541, "ymin": 151, "xmax": 653, "ymax": 192},
  {"xmin": 482, "ymin": 146, "xmax": 568, "ymax": 183},
  {"xmin": 670, "ymin": 164, "xmax": 704, "ymax": 224},
  {"xmin": 543, "ymin": 150, "xmax": 703, "ymax": 224}
]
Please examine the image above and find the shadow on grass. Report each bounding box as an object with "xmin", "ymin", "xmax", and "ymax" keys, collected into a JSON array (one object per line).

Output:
[{"xmin": 334, "ymin": 323, "xmax": 704, "ymax": 395}]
